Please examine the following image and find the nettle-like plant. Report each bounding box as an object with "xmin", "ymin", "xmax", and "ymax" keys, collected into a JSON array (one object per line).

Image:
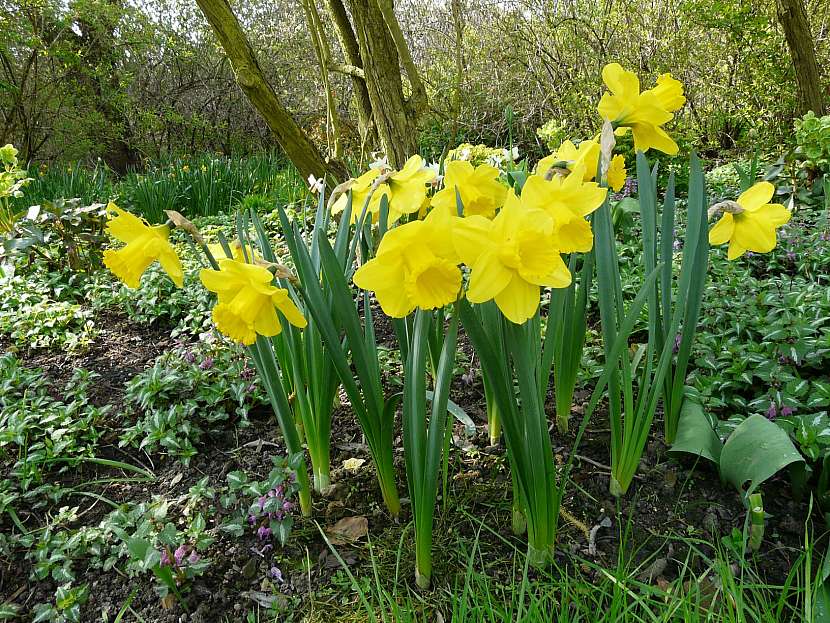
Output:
[
  {"xmin": 0, "ymin": 144, "xmax": 31, "ymax": 236},
  {"xmin": 97, "ymin": 63, "xmax": 794, "ymax": 584}
]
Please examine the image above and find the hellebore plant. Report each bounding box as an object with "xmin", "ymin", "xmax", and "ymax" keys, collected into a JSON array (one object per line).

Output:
[{"xmin": 0, "ymin": 143, "xmax": 31, "ymax": 234}]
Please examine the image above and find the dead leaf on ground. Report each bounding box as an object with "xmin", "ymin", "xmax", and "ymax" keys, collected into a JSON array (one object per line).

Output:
[{"xmin": 326, "ymin": 516, "xmax": 368, "ymax": 545}]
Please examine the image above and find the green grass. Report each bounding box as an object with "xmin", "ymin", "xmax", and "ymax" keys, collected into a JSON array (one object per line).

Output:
[
  {"xmin": 14, "ymin": 153, "xmax": 306, "ymax": 222},
  {"xmin": 297, "ymin": 525, "xmax": 814, "ymax": 623}
]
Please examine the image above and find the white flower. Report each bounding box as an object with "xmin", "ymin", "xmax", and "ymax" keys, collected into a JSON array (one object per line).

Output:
[
  {"xmin": 486, "ymin": 154, "xmax": 503, "ymax": 168},
  {"xmin": 426, "ymin": 161, "xmax": 443, "ymax": 186},
  {"xmin": 307, "ymin": 174, "xmax": 324, "ymax": 194},
  {"xmin": 369, "ymin": 152, "xmax": 389, "ymax": 170},
  {"xmin": 502, "ymin": 147, "xmax": 520, "ymax": 162},
  {"xmin": 459, "ymin": 147, "xmax": 471, "ymax": 161}
]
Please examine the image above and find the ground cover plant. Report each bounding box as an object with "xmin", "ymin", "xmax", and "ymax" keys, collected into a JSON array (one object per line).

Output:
[{"xmin": 2, "ymin": 7, "xmax": 830, "ymax": 620}]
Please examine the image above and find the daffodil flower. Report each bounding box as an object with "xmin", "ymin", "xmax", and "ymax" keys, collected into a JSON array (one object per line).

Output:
[
  {"xmin": 431, "ymin": 161, "xmax": 507, "ymax": 219},
  {"xmin": 453, "ymin": 191, "xmax": 571, "ymax": 324},
  {"xmin": 331, "ymin": 167, "xmax": 382, "ymax": 223},
  {"xmin": 598, "ymin": 63, "xmax": 685, "ymax": 155},
  {"xmin": 353, "ymin": 208, "xmax": 461, "ymax": 318},
  {"xmin": 606, "ymin": 155, "xmax": 627, "ymax": 192},
  {"xmin": 102, "ymin": 203, "xmax": 183, "ymax": 289},
  {"xmin": 200, "ymin": 258, "xmax": 306, "ymax": 345},
  {"xmin": 382, "ymin": 155, "xmax": 436, "ymax": 222},
  {"xmin": 708, "ymin": 181, "xmax": 791, "ymax": 260},
  {"xmin": 520, "ymin": 165, "xmax": 607, "ymax": 253},
  {"xmin": 331, "ymin": 156, "xmax": 434, "ymax": 224},
  {"xmin": 537, "ymin": 139, "xmax": 600, "ymax": 182}
]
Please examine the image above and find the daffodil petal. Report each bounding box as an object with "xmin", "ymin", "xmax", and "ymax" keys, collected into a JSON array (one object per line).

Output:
[
  {"xmin": 453, "ymin": 215, "xmax": 493, "ymax": 264},
  {"xmin": 467, "ymin": 251, "xmax": 512, "ymax": 302},
  {"xmin": 494, "ymin": 274, "xmax": 539, "ymax": 325},
  {"xmin": 708, "ymin": 213, "xmax": 735, "ymax": 246},
  {"xmin": 727, "ymin": 239, "xmax": 746, "ymax": 261},
  {"xmin": 737, "ymin": 182, "xmax": 775, "ymax": 212}
]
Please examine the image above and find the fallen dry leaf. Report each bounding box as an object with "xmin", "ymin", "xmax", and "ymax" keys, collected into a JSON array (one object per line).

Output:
[{"xmin": 326, "ymin": 516, "xmax": 368, "ymax": 545}]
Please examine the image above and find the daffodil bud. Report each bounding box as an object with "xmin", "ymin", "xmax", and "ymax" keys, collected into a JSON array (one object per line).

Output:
[{"xmin": 707, "ymin": 200, "xmax": 744, "ymax": 220}]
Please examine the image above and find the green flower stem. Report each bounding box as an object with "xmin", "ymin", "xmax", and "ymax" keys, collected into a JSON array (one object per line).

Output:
[
  {"xmin": 403, "ymin": 307, "xmax": 459, "ymax": 588},
  {"xmin": 247, "ymin": 338, "xmax": 313, "ymax": 517},
  {"xmin": 483, "ymin": 378, "xmax": 501, "ymax": 446}
]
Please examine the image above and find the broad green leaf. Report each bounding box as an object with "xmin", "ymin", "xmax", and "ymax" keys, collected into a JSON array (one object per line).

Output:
[
  {"xmin": 425, "ymin": 391, "xmax": 475, "ymax": 435},
  {"xmin": 669, "ymin": 394, "xmax": 722, "ymax": 463},
  {"xmin": 720, "ymin": 414, "xmax": 804, "ymax": 495},
  {"xmin": 0, "ymin": 603, "xmax": 19, "ymax": 619}
]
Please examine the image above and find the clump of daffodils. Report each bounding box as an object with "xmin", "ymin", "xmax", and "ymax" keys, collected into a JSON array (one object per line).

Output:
[
  {"xmin": 350, "ymin": 156, "xmax": 607, "ymax": 323},
  {"xmin": 99, "ymin": 62, "xmax": 791, "ymax": 352}
]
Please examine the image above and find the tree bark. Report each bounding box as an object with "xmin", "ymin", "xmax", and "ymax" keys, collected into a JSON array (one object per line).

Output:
[
  {"xmin": 194, "ymin": 0, "xmax": 346, "ymax": 183},
  {"xmin": 777, "ymin": 0, "xmax": 825, "ymax": 115},
  {"xmin": 346, "ymin": 0, "xmax": 418, "ymax": 167},
  {"xmin": 325, "ymin": 0, "xmax": 376, "ymax": 147}
]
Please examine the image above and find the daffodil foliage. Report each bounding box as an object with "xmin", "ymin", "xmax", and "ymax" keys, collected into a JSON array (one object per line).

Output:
[{"xmin": 95, "ymin": 62, "xmax": 797, "ymax": 579}]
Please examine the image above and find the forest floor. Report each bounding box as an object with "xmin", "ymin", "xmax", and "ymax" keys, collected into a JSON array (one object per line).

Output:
[{"xmin": 0, "ymin": 310, "xmax": 814, "ymax": 622}]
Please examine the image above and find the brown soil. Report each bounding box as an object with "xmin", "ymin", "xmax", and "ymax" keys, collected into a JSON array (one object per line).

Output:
[{"xmin": 0, "ymin": 311, "xmax": 817, "ymax": 622}]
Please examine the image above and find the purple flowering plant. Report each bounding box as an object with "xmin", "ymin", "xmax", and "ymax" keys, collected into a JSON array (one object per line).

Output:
[{"xmin": 219, "ymin": 453, "xmax": 302, "ymax": 547}]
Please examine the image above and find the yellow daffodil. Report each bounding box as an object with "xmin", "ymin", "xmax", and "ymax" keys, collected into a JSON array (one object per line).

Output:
[
  {"xmin": 102, "ymin": 203, "xmax": 183, "ymax": 289},
  {"xmin": 453, "ymin": 191, "xmax": 571, "ymax": 324},
  {"xmin": 331, "ymin": 167, "xmax": 382, "ymax": 223},
  {"xmin": 606, "ymin": 155, "xmax": 627, "ymax": 192},
  {"xmin": 200, "ymin": 258, "xmax": 306, "ymax": 345},
  {"xmin": 520, "ymin": 165, "xmax": 607, "ymax": 253},
  {"xmin": 431, "ymin": 161, "xmax": 507, "ymax": 218},
  {"xmin": 598, "ymin": 63, "xmax": 685, "ymax": 155},
  {"xmin": 384, "ymin": 155, "xmax": 436, "ymax": 222},
  {"xmin": 353, "ymin": 208, "xmax": 461, "ymax": 317},
  {"xmin": 537, "ymin": 139, "xmax": 600, "ymax": 182},
  {"xmin": 207, "ymin": 240, "xmax": 256, "ymax": 263},
  {"xmin": 708, "ymin": 182, "xmax": 791, "ymax": 260},
  {"xmin": 331, "ymin": 156, "xmax": 434, "ymax": 224}
]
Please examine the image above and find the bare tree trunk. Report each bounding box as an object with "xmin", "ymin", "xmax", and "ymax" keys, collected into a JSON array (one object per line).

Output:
[
  {"xmin": 302, "ymin": 0, "xmax": 343, "ymax": 158},
  {"xmin": 777, "ymin": 0, "xmax": 825, "ymax": 115},
  {"xmin": 325, "ymin": 0, "xmax": 376, "ymax": 150},
  {"xmin": 346, "ymin": 0, "xmax": 418, "ymax": 167},
  {"xmin": 194, "ymin": 0, "xmax": 346, "ymax": 183}
]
